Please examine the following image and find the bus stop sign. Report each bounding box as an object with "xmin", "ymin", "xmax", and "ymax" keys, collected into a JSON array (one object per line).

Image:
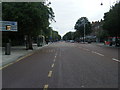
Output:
[{"xmin": 0, "ymin": 21, "xmax": 18, "ymax": 31}]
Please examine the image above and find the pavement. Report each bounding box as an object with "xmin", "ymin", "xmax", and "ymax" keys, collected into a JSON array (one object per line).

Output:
[{"xmin": 1, "ymin": 43, "xmax": 49, "ymax": 68}]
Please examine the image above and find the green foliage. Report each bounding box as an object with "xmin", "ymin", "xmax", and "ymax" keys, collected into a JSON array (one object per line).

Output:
[
  {"xmin": 103, "ymin": 1, "xmax": 120, "ymax": 37},
  {"xmin": 2, "ymin": 2, "xmax": 57, "ymax": 45},
  {"xmin": 52, "ymin": 30, "xmax": 61, "ymax": 41},
  {"xmin": 63, "ymin": 32, "xmax": 75, "ymax": 40},
  {"xmin": 74, "ymin": 17, "xmax": 92, "ymax": 37}
]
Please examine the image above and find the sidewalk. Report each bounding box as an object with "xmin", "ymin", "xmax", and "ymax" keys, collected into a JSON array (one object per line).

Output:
[
  {"xmin": 92, "ymin": 42, "xmax": 120, "ymax": 48},
  {"xmin": 1, "ymin": 43, "xmax": 48, "ymax": 68}
]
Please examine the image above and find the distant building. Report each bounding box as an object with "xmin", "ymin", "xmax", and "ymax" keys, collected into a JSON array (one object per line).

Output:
[{"xmin": 91, "ymin": 20, "xmax": 104, "ymax": 42}]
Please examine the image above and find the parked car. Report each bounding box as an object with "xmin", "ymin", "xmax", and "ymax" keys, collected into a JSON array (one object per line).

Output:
[{"xmin": 69, "ymin": 40, "xmax": 74, "ymax": 43}]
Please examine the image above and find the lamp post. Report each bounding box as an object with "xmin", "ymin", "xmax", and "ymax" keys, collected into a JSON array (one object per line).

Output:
[
  {"xmin": 82, "ymin": 18, "xmax": 86, "ymax": 43},
  {"xmin": 83, "ymin": 21, "xmax": 86, "ymax": 43}
]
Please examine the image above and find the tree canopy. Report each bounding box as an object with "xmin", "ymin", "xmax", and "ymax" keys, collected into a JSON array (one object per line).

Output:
[
  {"xmin": 2, "ymin": 2, "xmax": 55, "ymax": 36},
  {"xmin": 103, "ymin": 1, "xmax": 120, "ymax": 37},
  {"xmin": 2, "ymin": 2, "xmax": 61, "ymax": 46},
  {"xmin": 74, "ymin": 17, "xmax": 92, "ymax": 37},
  {"xmin": 63, "ymin": 31, "xmax": 75, "ymax": 40}
]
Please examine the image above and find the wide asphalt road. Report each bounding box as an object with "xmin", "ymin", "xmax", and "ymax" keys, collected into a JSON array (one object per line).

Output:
[{"xmin": 2, "ymin": 42, "xmax": 119, "ymax": 89}]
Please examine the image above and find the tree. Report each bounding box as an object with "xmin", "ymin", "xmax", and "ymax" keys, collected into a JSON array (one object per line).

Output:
[
  {"xmin": 103, "ymin": 1, "xmax": 120, "ymax": 37},
  {"xmin": 74, "ymin": 17, "xmax": 92, "ymax": 37},
  {"xmin": 2, "ymin": 2, "xmax": 55, "ymax": 49},
  {"xmin": 63, "ymin": 32, "xmax": 75, "ymax": 40}
]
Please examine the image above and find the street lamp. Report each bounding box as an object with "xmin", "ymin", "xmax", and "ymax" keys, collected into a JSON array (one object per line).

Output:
[
  {"xmin": 81, "ymin": 18, "xmax": 86, "ymax": 43},
  {"xmin": 83, "ymin": 21, "xmax": 86, "ymax": 43}
]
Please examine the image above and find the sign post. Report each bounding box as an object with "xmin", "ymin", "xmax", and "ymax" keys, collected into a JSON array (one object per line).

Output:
[
  {"xmin": 0, "ymin": 21, "xmax": 18, "ymax": 32},
  {"xmin": 0, "ymin": 21, "xmax": 18, "ymax": 55}
]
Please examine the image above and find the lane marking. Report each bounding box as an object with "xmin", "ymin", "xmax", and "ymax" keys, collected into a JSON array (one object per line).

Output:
[
  {"xmin": 48, "ymin": 71, "xmax": 53, "ymax": 78},
  {"xmin": 43, "ymin": 84, "xmax": 49, "ymax": 90},
  {"xmin": 55, "ymin": 55, "xmax": 57, "ymax": 58},
  {"xmin": 95, "ymin": 52, "xmax": 104, "ymax": 56},
  {"xmin": 92, "ymin": 51, "xmax": 104, "ymax": 56},
  {"xmin": 112, "ymin": 58, "xmax": 120, "ymax": 62},
  {"xmin": 0, "ymin": 53, "xmax": 34, "ymax": 70},
  {"xmin": 81, "ymin": 85, "xmax": 85, "ymax": 88},
  {"xmin": 83, "ymin": 48, "xmax": 90, "ymax": 51},
  {"xmin": 51, "ymin": 64, "xmax": 54, "ymax": 68},
  {"xmin": 53, "ymin": 59, "xmax": 56, "ymax": 62},
  {"xmin": 55, "ymin": 53, "xmax": 57, "ymax": 56},
  {"xmin": 1, "ymin": 62, "xmax": 13, "ymax": 70},
  {"xmin": 92, "ymin": 51, "xmax": 95, "ymax": 53}
]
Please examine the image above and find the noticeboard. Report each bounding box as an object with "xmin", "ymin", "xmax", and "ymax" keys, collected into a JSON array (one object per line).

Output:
[{"xmin": 0, "ymin": 21, "xmax": 18, "ymax": 31}]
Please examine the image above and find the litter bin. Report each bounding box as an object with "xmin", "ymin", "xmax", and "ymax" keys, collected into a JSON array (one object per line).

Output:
[{"xmin": 5, "ymin": 43, "xmax": 11, "ymax": 55}]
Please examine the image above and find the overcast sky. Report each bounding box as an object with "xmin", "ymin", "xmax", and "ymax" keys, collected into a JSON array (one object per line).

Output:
[{"xmin": 49, "ymin": 0, "xmax": 118, "ymax": 36}]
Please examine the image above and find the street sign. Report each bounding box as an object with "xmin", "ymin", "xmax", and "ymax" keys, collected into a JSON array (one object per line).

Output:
[{"xmin": 0, "ymin": 21, "xmax": 18, "ymax": 31}]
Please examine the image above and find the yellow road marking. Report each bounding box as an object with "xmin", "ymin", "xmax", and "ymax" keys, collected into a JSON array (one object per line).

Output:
[
  {"xmin": 48, "ymin": 71, "xmax": 52, "ymax": 78},
  {"xmin": 0, "ymin": 62, "xmax": 14, "ymax": 70},
  {"xmin": 43, "ymin": 84, "xmax": 49, "ymax": 90},
  {"xmin": 51, "ymin": 64, "xmax": 54, "ymax": 68},
  {"xmin": 0, "ymin": 53, "xmax": 34, "ymax": 70}
]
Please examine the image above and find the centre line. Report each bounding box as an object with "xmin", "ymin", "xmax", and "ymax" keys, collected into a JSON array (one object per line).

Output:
[
  {"xmin": 53, "ymin": 59, "xmax": 56, "ymax": 62},
  {"xmin": 43, "ymin": 84, "xmax": 49, "ymax": 90},
  {"xmin": 55, "ymin": 55, "xmax": 57, "ymax": 58},
  {"xmin": 48, "ymin": 71, "xmax": 53, "ymax": 78},
  {"xmin": 51, "ymin": 64, "xmax": 54, "ymax": 68}
]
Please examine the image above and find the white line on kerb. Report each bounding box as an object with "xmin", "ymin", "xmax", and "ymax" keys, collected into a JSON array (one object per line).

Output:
[{"xmin": 112, "ymin": 58, "xmax": 120, "ymax": 62}]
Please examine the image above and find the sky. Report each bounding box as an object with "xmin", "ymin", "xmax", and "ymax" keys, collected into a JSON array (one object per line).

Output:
[{"xmin": 48, "ymin": 0, "xmax": 119, "ymax": 37}]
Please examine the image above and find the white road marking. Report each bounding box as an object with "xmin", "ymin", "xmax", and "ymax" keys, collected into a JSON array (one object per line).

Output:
[
  {"xmin": 48, "ymin": 71, "xmax": 53, "ymax": 78},
  {"xmin": 55, "ymin": 55, "xmax": 57, "ymax": 58},
  {"xmin": 92, "ymin": 51, "xmax": 104, "ymax": 56},
  {"xmin": 43, "ymin": 84, "xmax": 49, "ymax": 90},
  {"xmin": 81, "ymin": 85, "xmax": 85, "ymax": 88},
  {"xmin": 112, "ymin": 58, "xmax": 120, "ymax": 62},
  {"xmin": 53, "ymin": 59, "xmax": 56, "ymax": 62},
  {"xmin": 51, "ymin": 64, "xmax": 54, "ymax": 68},
  {"xmin": 83, "ymin": 48, "xmax": 90, "ymax": 51}
]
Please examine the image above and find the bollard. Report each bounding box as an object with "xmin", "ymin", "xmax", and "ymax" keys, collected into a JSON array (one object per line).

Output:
[{"xmin": 5, "ymin": 43, "xmax": 11, "ymax": 55}]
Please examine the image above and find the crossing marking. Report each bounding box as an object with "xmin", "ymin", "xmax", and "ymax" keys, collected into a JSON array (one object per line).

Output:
[{"xmin": 48, "ymin": 71, "xmax": 53, "ymax": 78}]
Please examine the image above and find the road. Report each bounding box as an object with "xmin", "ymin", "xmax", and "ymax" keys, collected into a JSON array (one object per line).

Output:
[{"xmin": 2, "ymin": 42, "xmax": 119, "ymax": 89}]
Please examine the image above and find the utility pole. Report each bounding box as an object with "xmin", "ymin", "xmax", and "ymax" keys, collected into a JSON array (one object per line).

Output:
[
  {"xmin": 84, "ymin": 21, "xmax": 86, "ymax": 43},
  {"xmin": 83, "ymin": 18, "xmax": 86, "ymax": 43}
]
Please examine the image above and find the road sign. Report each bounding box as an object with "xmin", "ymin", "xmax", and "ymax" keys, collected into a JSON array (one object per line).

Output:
[{"xmin": 0, "ymin": 21, "xmax": 18, "ymax": 31}]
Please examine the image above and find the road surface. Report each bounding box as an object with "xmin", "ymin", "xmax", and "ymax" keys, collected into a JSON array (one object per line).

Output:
[{"xmin": 2, "ymin": 42, "xmax": 119, "ymax": 89}]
